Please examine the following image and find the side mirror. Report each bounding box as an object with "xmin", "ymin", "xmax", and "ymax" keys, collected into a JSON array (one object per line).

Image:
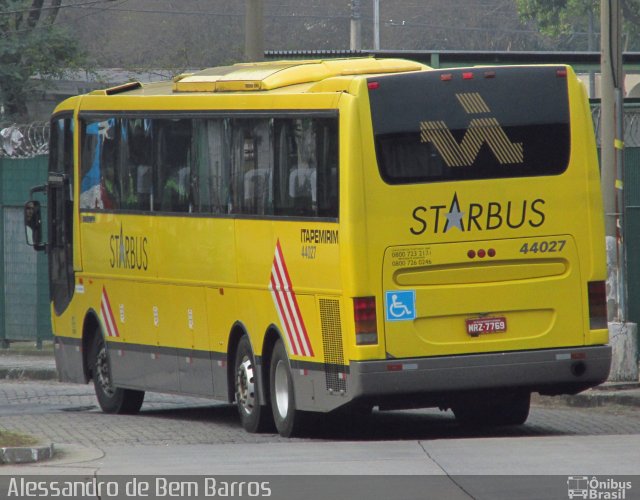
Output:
[{"xmin": 24, "ymin": 200, "xmax": 45, "ymax": 251}]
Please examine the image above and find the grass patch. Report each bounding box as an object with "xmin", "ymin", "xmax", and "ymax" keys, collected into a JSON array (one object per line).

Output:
[{"xmin": 0, "ymin": 430, "xmax": 39, "ymax": 447}]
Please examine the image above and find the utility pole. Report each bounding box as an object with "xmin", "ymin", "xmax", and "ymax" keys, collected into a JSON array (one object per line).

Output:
[
  {"xmin": 373, "ymin": 0, "xmax": 380, "ymax": 50},
  {"xmin": 601, "ymin": 0, "xmax": 638, "ymax": 381},
  {"xmin": 588, "ymin": 7, "xmax": 596, "ymax": 97},
  {"xmin": 601, "ymin": 0, "xmax": 625, "ymax": 321},
  {"xmin": 350, "ymin": 0, "xmax": 362, "ymax": 51},
  {"xmin": 245, "ymin": 0, "xmax": 264, "ymax": 62}
]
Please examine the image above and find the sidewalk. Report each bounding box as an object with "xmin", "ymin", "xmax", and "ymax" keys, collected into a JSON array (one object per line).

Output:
[
  {"xmin": 0, "ymin": 342, "xmax": 57, "ymax": 381},
  {"xmin": 553, "ymin": 381, "xmax": 640, "ymax": 408}
]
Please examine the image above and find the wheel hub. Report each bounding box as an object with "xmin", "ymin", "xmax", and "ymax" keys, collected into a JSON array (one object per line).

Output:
[{"xmin": 236, "ymin": 357, "xmax": 256, "ymax": 415}]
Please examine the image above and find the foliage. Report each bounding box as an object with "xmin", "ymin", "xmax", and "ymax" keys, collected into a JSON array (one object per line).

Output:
[
  {"xmin": 516, "ymin": 0, "xmax": 640, "ymax": 50},
  {"xmin": 0, "ymin": 0, "xmax": 88, "ymax": 120}
]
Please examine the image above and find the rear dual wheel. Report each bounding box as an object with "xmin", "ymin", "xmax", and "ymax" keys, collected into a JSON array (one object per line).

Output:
[
  {"xmin": 270, "ymin": 340, "xmax": 305, "ymax": 437},
  {"xmin": 234, "ymin": 336, "xmax": 304, "ymax": 437},
  {"xmin": 234, "ymin": 336, "xmax": 273, "ymax": 433}
]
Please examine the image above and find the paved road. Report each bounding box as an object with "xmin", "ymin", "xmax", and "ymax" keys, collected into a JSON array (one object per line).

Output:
[
  {"xmin": 2, "ymin": 380, "xmax": 640, "ymax": 499},
  {"xmin": 2, "ymin": 379, "xmax": 640, "ymax": 447}
]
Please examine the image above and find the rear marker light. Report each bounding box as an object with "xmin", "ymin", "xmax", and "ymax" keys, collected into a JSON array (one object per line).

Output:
[
  {"xmin": 588, "ymin": 281, "xmax": 607, "ymax": 329},
  {"xmin": 368, "ymin": 81, "xmax": 380, "ymax": 90},
  {"xmin": 468, "ymin": 248, "xmax": 496, "ymax": 259},
  {"xmin": 354, "ymin": 297, "xmax": 378, "ymax": 345},
  {"xmin": 462, "ymin": 72, "xmax": 474, "ymax": 80},
  {"xmin": 440, "ymin": 73, "xmax": 453, "ymax": 81},
  {"xmin": 556, "ymin": 69, "xmax": 568, "ymax": 78},
  {"xmin": 484, "ymin": 71, "xmax": 496, "ymax": 79}
]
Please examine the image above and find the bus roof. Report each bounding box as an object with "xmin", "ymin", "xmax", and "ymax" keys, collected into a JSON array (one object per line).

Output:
[{"xmin": 89, "ymin": 58, "xmax": 428, "ymax": 96}]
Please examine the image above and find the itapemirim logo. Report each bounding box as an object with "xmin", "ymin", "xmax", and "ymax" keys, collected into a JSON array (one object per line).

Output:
[{"xmin": 567, "ymin": 476, "xmax": 633, "ymax": 499}]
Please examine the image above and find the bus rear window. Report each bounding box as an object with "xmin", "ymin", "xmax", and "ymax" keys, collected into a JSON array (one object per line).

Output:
[{"xmin": 369, "ymin": 66, "xmax": 571, "ymax": 184}]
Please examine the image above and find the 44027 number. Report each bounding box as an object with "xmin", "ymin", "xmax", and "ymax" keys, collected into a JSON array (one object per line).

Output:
[
  {"xmin": 301, "ymin": 245, "xmax": 317, "ymax": 259},
  {"xmin": 519, "ymin": 239, "xmax": 566, "ymax": 254}
]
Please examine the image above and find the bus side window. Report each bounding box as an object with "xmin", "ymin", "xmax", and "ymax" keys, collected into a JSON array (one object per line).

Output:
[
  {"xmin": 242, "ymin": 120, "xmax": 272, "ymax": 215},
  {"xmin": 192, "ymin": 119, "xmax": 231, "ymax": 214},
  {"xmin": 229, "ymin": 119, "xmax": 272, "ymax": 215},
  {"xmin": 273, "ymin": 117, "xmax": 338, "ymax": 218},
  {"xmin": 315, "ymin": 119, "xmax": 339, "ymax": 218},
  {"xmin": 79, "ymin": 119, "xmax": 118, "ymax": 210},
  {"xmin": 122, "ymin": 118, "xmax": 153, "ymax": 211},
  {"xmin": 157, "ymin": 119, "xmax": 192, "ymax": 213},
  {"xmin": 290, "ymin": 119, "xmax": 317, "ymax": 216}
]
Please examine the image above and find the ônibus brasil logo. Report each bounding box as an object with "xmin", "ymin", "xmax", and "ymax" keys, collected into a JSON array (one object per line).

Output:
[{"xmin": 567, "ymin": 476, "xmax": 632, "ymax": 499}]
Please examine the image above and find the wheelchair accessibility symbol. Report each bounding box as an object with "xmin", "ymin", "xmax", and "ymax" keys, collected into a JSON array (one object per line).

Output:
[{"xmin": 385, "ymin": 290, "xmax": 416, "ymax": 321}]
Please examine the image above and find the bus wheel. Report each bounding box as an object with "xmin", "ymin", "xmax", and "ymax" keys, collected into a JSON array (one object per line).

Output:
[
  {"xmin": 270, "ymin": 340, "xmax": 305, "ymax": 437},
  {"xmin": 234, "ymin": 336, "xmax": 272, "ymax": 433},
  {"xmin": 90, "ymin": 333, "xmax": 144, "ymax": 414},
  {"xmin": 452, "ymin": 390, "xmax": 530, "ymax": 426}
]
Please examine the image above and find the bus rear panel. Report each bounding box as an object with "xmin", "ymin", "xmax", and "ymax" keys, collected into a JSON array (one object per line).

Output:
[{"xmin": 349, "ymin": 65, "xmax": 609, "ymax": 412}]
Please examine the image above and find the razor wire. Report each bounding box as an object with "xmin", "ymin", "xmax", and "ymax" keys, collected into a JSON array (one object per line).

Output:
[
  {"xmin": 592, "ymin": 105, "xmax": 640, "ymax": 148},
  {"xmin": 0, "ymin": 121, "xmax": 50, "ymax": 159},
  {"xmin": 3, "ymin": 108, "xmax": 640, "ymax": 159}
]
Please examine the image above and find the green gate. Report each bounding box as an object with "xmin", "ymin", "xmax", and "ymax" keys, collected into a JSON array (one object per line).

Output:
[
  {"xmin": 625, "ymin": 146, "xmax": 640, "ymax": 327},
  {"xmin": 0, "ymin": 156, "xmax": 50, "ymax": 347}
]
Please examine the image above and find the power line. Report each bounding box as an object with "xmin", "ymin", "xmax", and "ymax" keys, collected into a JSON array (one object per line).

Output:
[
  {"xmin": 1, "ymin": 0, "xmax": 130, "ymax": 36},
  {"xmin": 63, "ymin": 5, "xmax": 346, "ymax": 19},
  {"xmin": 0, "ymin": 0, "xmax": 113, "ymax": 17}
]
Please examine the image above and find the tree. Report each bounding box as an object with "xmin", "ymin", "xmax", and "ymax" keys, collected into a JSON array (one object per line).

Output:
[
  {"xmin": 0, "ymin": 0, "xmax": 87, "ymax": 120},
  {"xmin": 516, "ymin": 0, "xmax": 640, "ymax": 50}
]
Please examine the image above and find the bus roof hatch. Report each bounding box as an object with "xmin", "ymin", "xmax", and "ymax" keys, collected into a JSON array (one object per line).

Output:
[{"xmin": 172, "ymin": 58, "xmax": 426, "ymax": 92}]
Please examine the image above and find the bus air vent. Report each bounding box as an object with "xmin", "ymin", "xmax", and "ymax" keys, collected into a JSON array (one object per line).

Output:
[
  {"xmin": 319, "ymin": 298, "xmax": 347, "ymax": 393},
  {"xmin": 105, "ymin": 81, "xmax": 142, "ymax": 95}
]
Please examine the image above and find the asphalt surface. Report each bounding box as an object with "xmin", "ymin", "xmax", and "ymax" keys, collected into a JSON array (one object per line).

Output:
[
  {"xmin": 1, "ymin": 343, "xmax": 640, "ymax": 467},
  {"xmin": 2, "ymin": 347, "xmax": 639, "ymax": 409}
]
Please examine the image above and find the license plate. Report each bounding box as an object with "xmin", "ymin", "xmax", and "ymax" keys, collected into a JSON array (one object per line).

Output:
[{"xmin": 466, "ymin": 317, "xmax": 507, "ymax": 337}]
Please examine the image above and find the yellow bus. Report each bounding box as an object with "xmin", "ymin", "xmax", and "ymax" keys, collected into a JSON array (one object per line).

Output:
[{"xmin": 26, "ymin": 58, "xmax": 611, "ymax": 437}]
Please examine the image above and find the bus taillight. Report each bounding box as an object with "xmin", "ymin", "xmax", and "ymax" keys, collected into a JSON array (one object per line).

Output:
[
  {"xmin": 354, "ymin": 297, "xmax": 378, "ymax": 345},
  {"xmin": 588, "ymin": 281, "xmax": 607, "ymax": 329}
]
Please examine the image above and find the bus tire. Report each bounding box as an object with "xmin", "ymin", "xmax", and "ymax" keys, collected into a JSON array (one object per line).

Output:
[
  {"xmin": 270, "ymin": 340, "xmax": 305, "ymax": 437},
  {"xmin": 90, "ymin": 332, "xmax": 144, "ymax": 414},
  {"xmin": 452, "ymin": 390, "xmax": 530, "ymax": 427},
  {"xmin": 234, "ymin": 336, "xmax": 272, "ymax": 433}
]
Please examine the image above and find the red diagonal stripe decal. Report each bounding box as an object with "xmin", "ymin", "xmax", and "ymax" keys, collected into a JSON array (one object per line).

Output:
[{"xmin": 269, "ymin": 240, "xmax": 314, "ymax": 357}]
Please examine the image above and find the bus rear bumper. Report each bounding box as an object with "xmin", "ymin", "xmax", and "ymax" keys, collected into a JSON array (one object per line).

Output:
[{"xmin": 349, "ymin": 345, "xmax": 612, "ymax": 403}]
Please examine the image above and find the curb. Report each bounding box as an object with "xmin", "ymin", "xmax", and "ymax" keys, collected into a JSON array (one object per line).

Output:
[
  {"xmin": 0, "ymin": 368, "xmax": 57, "ymax": 381},
  {"xmin": 0, "ymin": 443, "xmax": 55, "ymax": 464},
  {"xmin": 558, "ymin": 392, "xmax": 640, "ymax": 408}
]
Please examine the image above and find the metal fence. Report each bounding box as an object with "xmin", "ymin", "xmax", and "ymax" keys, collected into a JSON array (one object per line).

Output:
[{"xmin": 0, "ymin": 155, "xmax": 50, "ymax": 347}]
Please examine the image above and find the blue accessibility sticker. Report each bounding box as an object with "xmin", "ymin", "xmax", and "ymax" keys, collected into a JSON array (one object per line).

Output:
[{"xmin": 385, "ymin": 290, "xmax": 416, "ymax": 321}]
